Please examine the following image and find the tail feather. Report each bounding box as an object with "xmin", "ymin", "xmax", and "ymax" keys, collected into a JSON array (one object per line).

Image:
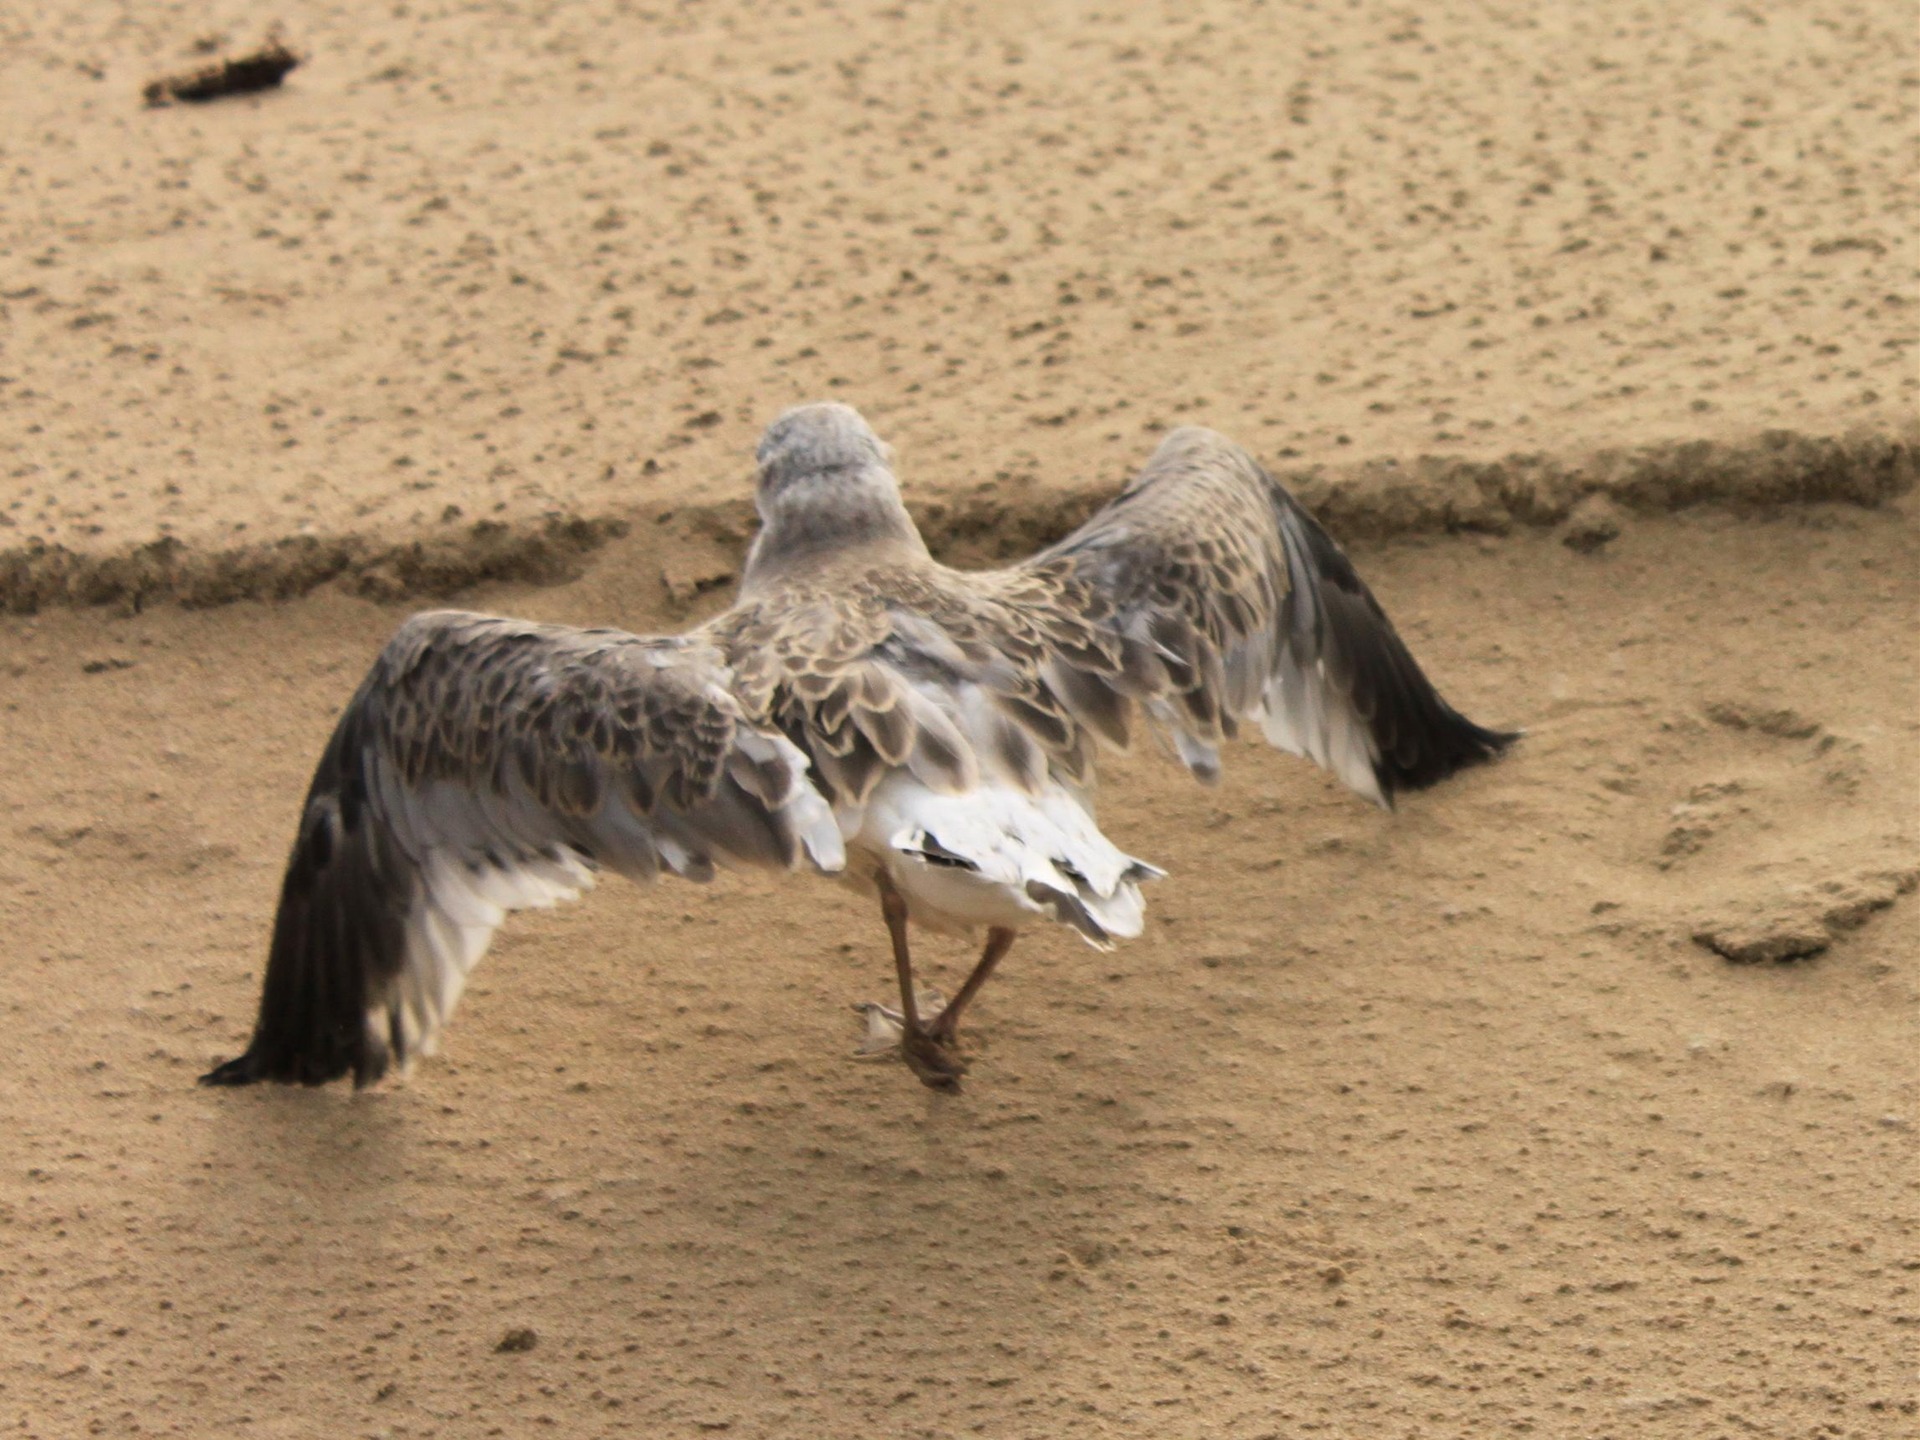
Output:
[{"xmin": 864, "ymin": 772, "xmax": 1163, "ymax": 944}]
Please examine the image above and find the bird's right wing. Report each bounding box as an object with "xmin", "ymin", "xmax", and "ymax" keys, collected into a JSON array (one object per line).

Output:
[
  {"xmin": 202, "ymin": 611, "xmax": 843, "ymax": 1089},
  {"xmin": 999, "ymin": 427, "xmax": 1515, "ymax": 804}
]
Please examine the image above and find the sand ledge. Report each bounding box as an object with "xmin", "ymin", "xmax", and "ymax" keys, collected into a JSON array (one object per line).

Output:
[{"xmin": 4, "ymin": 423, "xmax": 1911, "ymax": 615}]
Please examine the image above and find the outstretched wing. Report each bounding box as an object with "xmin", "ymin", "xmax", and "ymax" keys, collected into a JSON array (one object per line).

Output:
[
  {"xmin": 1005, "ymin": 427, "xmax": 1515, "ymax": 804},
  {"xmin": 202, "ymin": 611, "xmax": 843, "ymax": 1089}
]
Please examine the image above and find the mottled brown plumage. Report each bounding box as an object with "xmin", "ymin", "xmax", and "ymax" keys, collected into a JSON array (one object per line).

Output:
[
  {"xmin": 202, "ymin": 616, "xmax": 843, "ymax": 1087},
  {"xmin": 203, "ymin": 402, "xmax": 1513, "ymax": 1092}
]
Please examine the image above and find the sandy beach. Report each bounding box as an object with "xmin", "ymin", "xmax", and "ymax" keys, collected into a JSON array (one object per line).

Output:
[{"xmin": 1, "ymin": 2, "xmax": 1915, "ymax": 1437}]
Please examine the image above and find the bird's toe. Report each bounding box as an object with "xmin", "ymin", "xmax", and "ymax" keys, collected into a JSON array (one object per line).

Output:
[
  {"xmin": 849, "ymin": 987, "xmax": 947, "ymax": 1059},
  {"xmin": 849, "ymin": 988, "xmax": 958, "ymax": 1085},
  {"xmin": 900, "ymin": 1028, "xmax": 969, "ymax": 1090},
  {"xmin": 852, "ymin": 1001, "xmax": 907, "ymax": 1058}
]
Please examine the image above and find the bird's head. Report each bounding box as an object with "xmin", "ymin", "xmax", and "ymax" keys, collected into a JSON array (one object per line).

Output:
[
  {"xmin": 743, "ymin": 403, "xmax": 927, "ymax": 588},
  {"xmin": 755, "ymin": 402, "xmax": 892, "ymax": 497}
]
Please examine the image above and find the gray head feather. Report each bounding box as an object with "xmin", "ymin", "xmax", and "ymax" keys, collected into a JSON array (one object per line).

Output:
[
  {"xmin": 742, "ymin": 403, "xmax": 926, "ymax": 589},
  {"xmin": 756, "ymin": 402, "xmax": 892, "ymax": 492}
]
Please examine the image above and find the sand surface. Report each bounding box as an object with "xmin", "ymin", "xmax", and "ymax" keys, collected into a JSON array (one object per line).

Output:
[
  {"xmin": 4, "ymin": 0, "xmax": 1915, "ymax": 571},
  {"xmin": 4, "ymin": 511, "xmax": 1917, "ymax": 1439},
  {"xmin": 1, "ymin": 2, "xmax": 1917, "ymax": 1438}
]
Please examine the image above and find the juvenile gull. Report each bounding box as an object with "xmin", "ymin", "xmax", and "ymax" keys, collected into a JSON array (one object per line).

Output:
[{"xmin": 202, "ymin": 402, "xmax": 1514, "ymax": 1092}]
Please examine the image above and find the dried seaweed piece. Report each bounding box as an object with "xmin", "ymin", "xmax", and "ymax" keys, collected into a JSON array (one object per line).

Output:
[{"xmin": 143, "ymin": 40, "xmax": 301, "ymax": 107}]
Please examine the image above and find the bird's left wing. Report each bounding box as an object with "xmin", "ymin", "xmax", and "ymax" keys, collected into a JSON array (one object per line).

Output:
[{"xmin": 202, "ymin": 610, "xmax": 843, "ymax": 1089}]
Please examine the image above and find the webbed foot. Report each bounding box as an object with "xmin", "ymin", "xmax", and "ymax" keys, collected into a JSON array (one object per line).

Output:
[{"xmin": 851, "ymin": 987, "xmax": 967, "ymax": 1089}]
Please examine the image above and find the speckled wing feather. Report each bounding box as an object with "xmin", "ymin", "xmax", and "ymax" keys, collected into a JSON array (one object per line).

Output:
[
  {"xmin": 201, "ymin": 611, "xmax": 843, "ymax": 1089},
  {"xmin": 712, "ymin": 585, "xmax": 945, "ymax": 808},
  {"xmin": 1013, "ymin": 427, "xmax": 1515, "ymax": 803},
  {"xmin": 708, "ymin": 567, "xmax": 1114, "ymax": 810}
]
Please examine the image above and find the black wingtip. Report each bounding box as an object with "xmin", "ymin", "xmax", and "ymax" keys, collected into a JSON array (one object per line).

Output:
[
  {"xmin": 1335, "ymin": 613, "xmax": 1522, "ymax": 804},
  {"xmin": 199, "ymin": 1052, "xmax": 262, "ymax": 1087},
  {"xmin": 1274, "ymin": 484, "xmax": 1520, "ymax": 805},
  {"xmin": 1378, "ymin": 715, "xmax": 1519, "ymax": 801},
  {"xmin": 197, "ymin": 1031, "xmax": 384, "ymax": 1089},
  {"xmin": 197, "ymin": 693, "xmax": 413, "ymax": 1094}
]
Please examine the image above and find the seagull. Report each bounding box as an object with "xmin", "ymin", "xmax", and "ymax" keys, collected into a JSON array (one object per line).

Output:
[{"xmin": 201, "ymin": 402, "xmax": 1514, "ymax": 1092}]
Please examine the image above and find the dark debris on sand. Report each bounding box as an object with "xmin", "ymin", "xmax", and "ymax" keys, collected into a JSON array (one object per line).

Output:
[{"xmin": 143, "ymin": 40, "xmax": 301, "ymax": 107}]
